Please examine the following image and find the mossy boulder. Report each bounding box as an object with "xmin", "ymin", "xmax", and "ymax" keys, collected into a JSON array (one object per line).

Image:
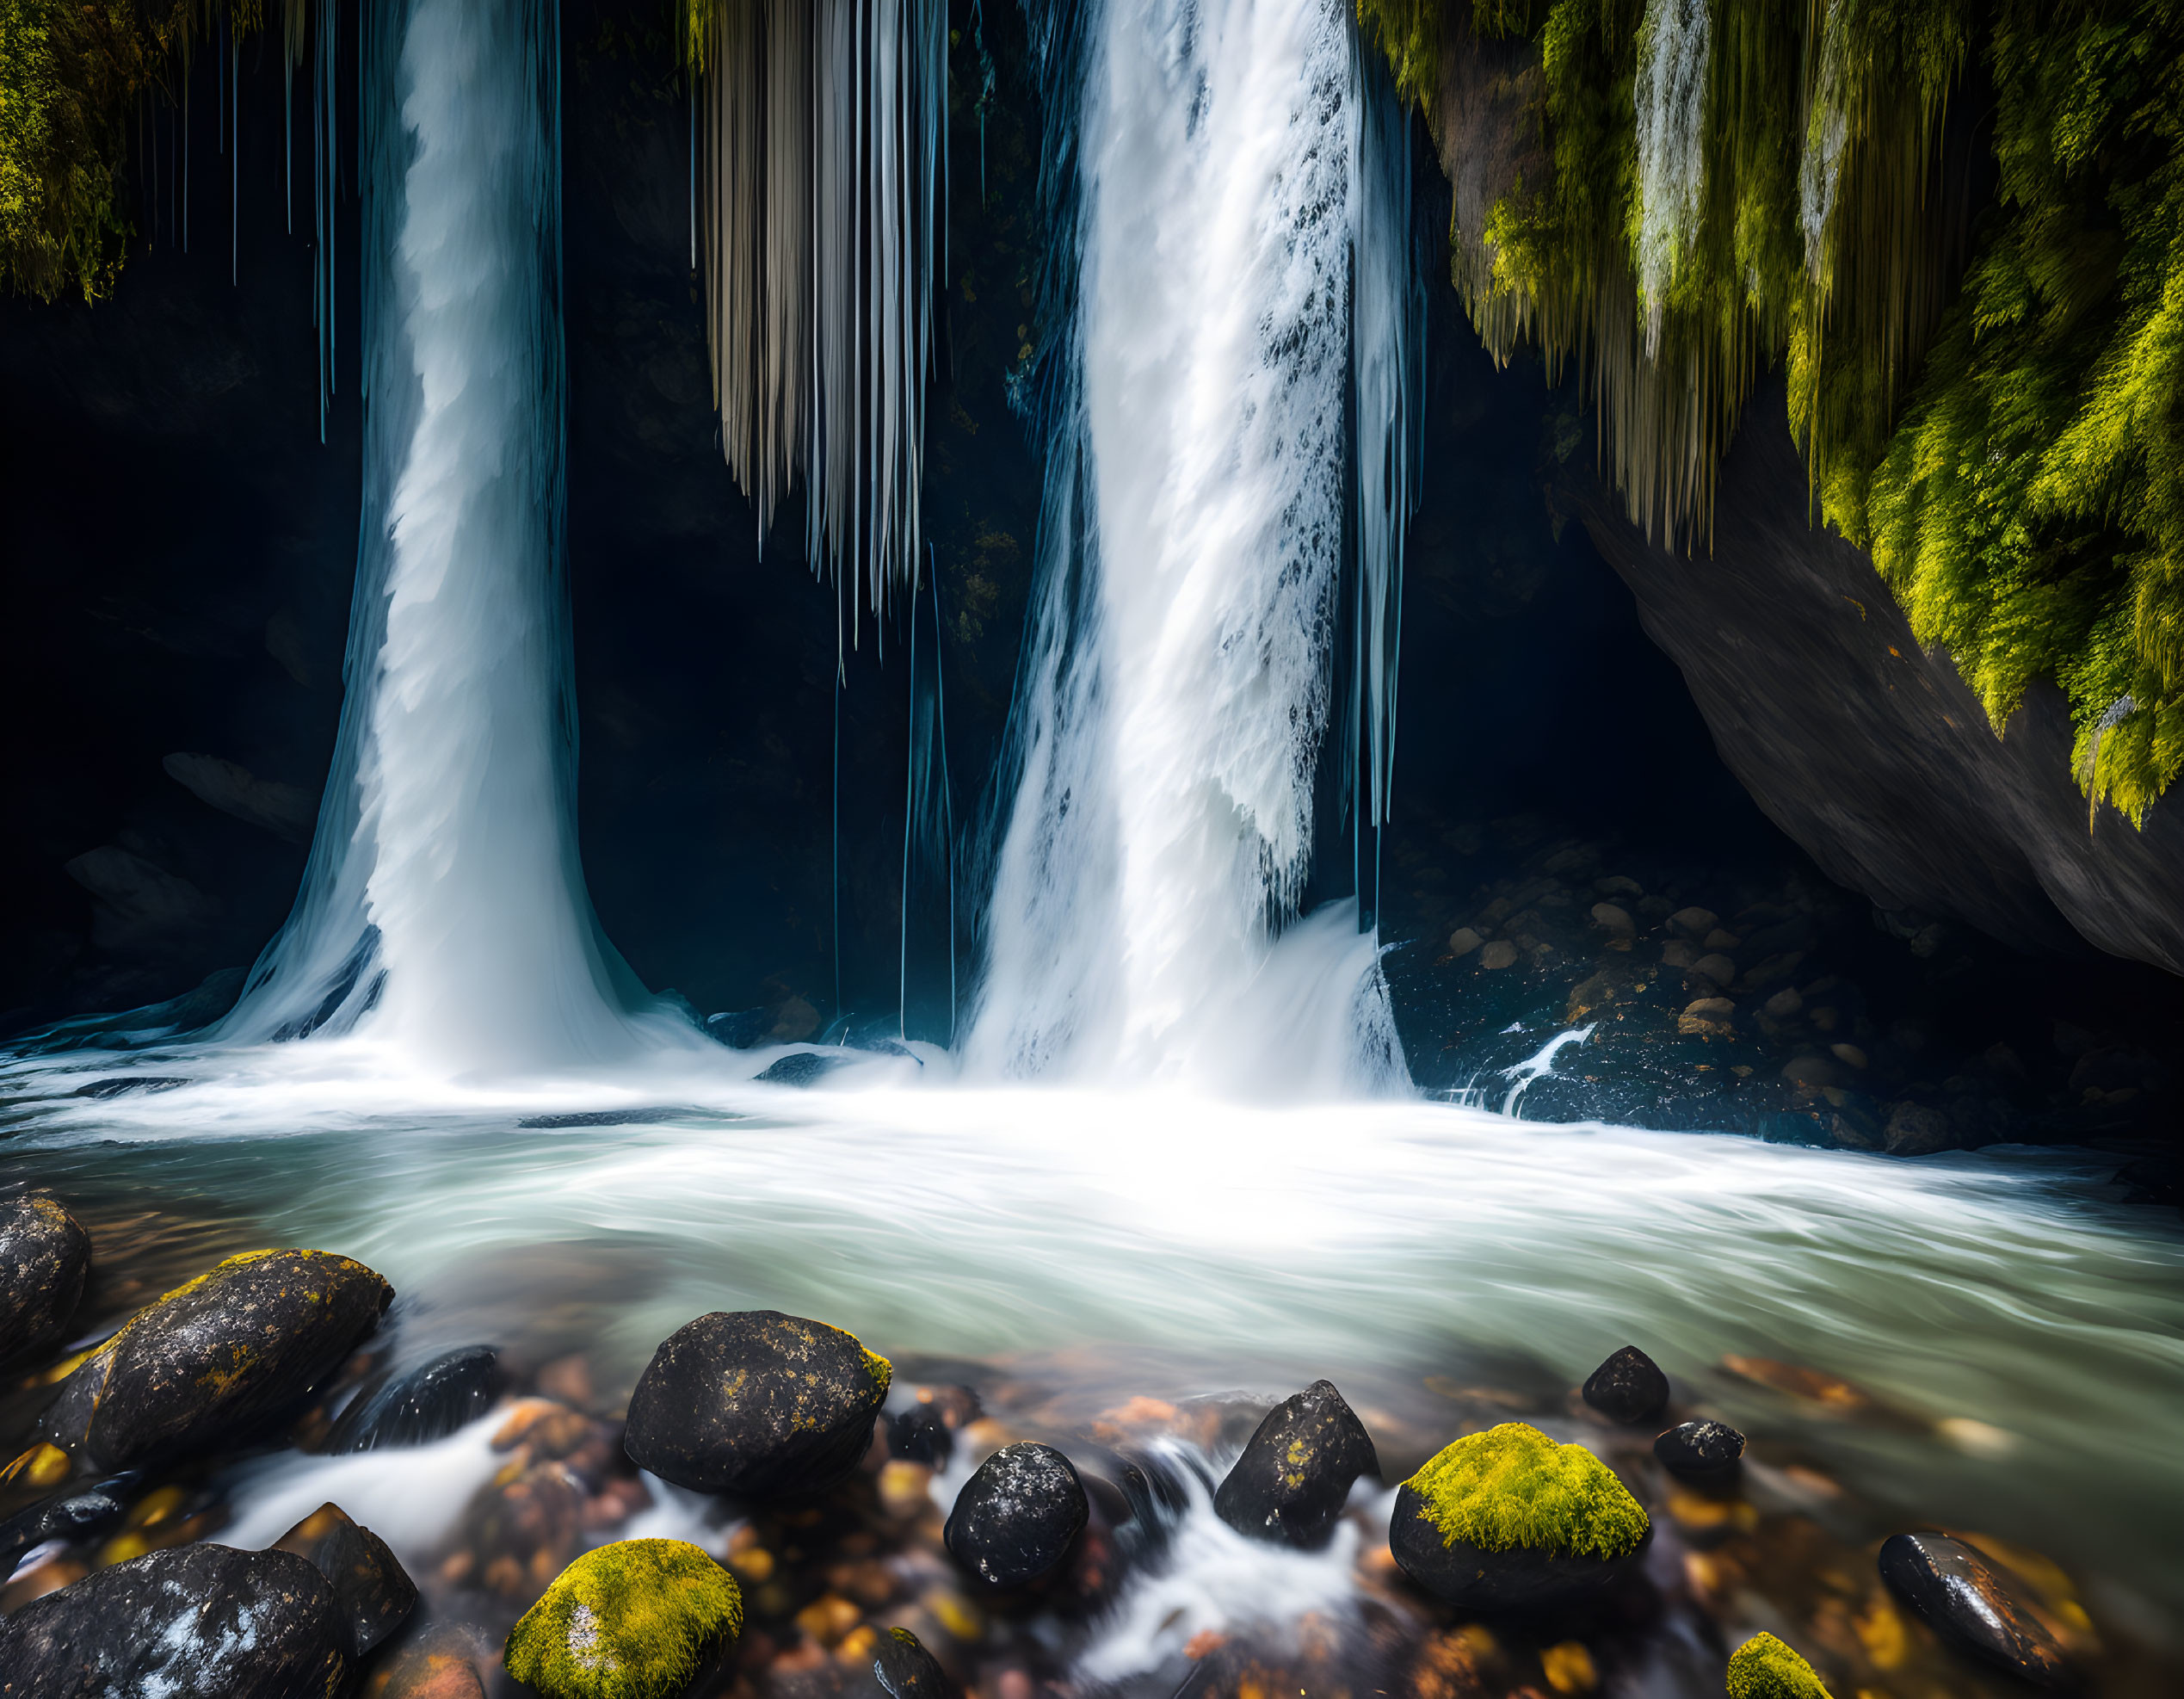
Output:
[
  {"xmin": 0, "ymin": 1190, "xmax": 90, "ymax": 1369},
  {"xmin": 38, "ymin": 1248, "xmax": 392, "ymax": 1472},
  {"xmin": 1389, "ymin": 1423, "xmax": 1650, "ymax": 1609},
  {"xmin": 1213, "ymin": 1379, "xmax": 1379, "ymax": 1549},
  {"xmin": 504, "ymin": 1539, "xmax": 742, "ymax": 1699},
  {"xmin": 1726, "ymin": 1632, "xmax": 1834, "ymax": 1699},
  {"xmin": 623, "ymin": 1311, "xmax": 891, "ymax": 1498}
]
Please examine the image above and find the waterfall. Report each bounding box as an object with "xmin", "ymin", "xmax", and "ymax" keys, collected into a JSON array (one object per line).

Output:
[
  {"xmin": 211, "ymin": 0, "xmax": 693, "ymax": 1075},
  {"xmin": 1632, "ymin": 0, "xmax": 1712, "ymax": 357},
  {"xmin": 966, "ymin": 0, "xmax": 1415, "ymax": 1097}
]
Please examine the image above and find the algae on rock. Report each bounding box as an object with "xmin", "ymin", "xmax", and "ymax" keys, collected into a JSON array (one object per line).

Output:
[{"xmin": 504, "ymin": 1539, "xmax": 743, "ymax": 1699}]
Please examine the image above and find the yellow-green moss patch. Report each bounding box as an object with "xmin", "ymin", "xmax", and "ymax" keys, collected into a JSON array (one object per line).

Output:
[
  {"xmin": 505, "ymin": 1540, "xmax": 742, "ymax": 1699},
  {"xmin": 1726, "ymin": 1632, "xmax": 1833, "ymax": 1699},
  {"xmin": 1404, "ymin": 1423, "xmax": 1649, "ymax": 1561}
]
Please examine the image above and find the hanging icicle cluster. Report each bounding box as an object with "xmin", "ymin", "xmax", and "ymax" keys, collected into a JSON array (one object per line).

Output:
[{"xmin": 682, "ymin": 0, "xmax": 947, "ymax": 639}]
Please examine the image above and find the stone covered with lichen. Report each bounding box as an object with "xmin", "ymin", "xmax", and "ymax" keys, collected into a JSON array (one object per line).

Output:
[
  {"xmin": 504, "ymin": 1539, "xmax": 742, "ymax": 1699},
  {"xmin": 0, "ymin": 1190, "xmax": 90, "ymax": 1368},
  {"xmin": 623, "ymin": 1310, "xmax": 892, "ymax": 1498},
  {"xmin": 1726, "ymin": 1632, "xmax": 1835, "ymax": 1699},
  {"xmin": 38, "ymin": 1248, "xmax": 392, "ymax": 1471},
  {"xmin": 1389, "ymin": 1422, "xmax": 1650, "ymax": 1608},
  {"xmin": 1213, "ymin": 1378, "xmax": 1379, "ymax": 1549}
]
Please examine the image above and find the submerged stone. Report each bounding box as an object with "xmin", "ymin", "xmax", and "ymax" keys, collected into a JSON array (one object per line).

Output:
[
  {"xmin": 273, "ymin": 1500, "xmax": 418, "ymax": 1659},
  {"xmin": 0, "ymin": 1541, "xmax": 348, "ymax": 1696},
  {"xmin": 1581, "ymin": 1344, "xmax": 1669, "ymax": 1424},
  {"xmin": 1878, "ymin": 1531, "xmax": 2075, "ymax": 1689},
  {"xmin": 0, "ymin": 1191, "xmax": 91, "ymax": 1369},
  {"xmin": 327, "ymin": 1344, "xmax": 504, "ymax": 1451},
  {"xmin": 38, "ymin": 1248, "xmax": 392, "ymax": 1472},
  {"xmin": 1653, "ymin": 1418, "xmax": 1744, "ymax": 1477},
  {"xmin": 1213, "ymin": 1379, "xmax": 1379, "ymax": 1549},
  {"xmin": 0, "ymin": 1478, "xmax": 133, "ymax": 1571},
  {"xmin": 624, "ymin": 1310, "xmax": 891, "ymax": 1498},
  {"xmin": 1389, "ymin": 1422, "xmax": 1650, "ymax": 1609},
  {"xmin": 1725, "ymin": 1632, "xmax": 1835, "ymax": 1698},
  {"xmin": 504, "ymin": 1538, "xmax": 743, "ymax": 1699},
  {"xmin": 945, "ymin": 1442, "xmax": 1089, "ymax": 1588}
]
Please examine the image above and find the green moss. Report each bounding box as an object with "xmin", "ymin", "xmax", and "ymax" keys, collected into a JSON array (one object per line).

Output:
[
  {"xmin": 505, "ymin": 1540, "xmax": 743, "ymax": 1699},
  {"xmin": 1356, "ymin": 1, "xmax": 1442, "ymax": 110},
  {"xmin": 862, "ymin": 1348, "xmax": 894, "ymax": 1396},
  {"xmin": 1404, "ymin": 1422, "xmax": 1649, "ymax": 1561},
  {"xmin": 1725, "ymin": 1632, "xmax": 1834, "ymax": 1699}
]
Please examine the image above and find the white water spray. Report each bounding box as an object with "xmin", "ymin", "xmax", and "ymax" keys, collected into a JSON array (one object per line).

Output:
[
  {"xmin": 970, "ymin": 0, "xmax": 1413, "ymax": 1096},
  {"xmin": 1633, "ymin": 0, "xmax": 1712, "ymax": 356}
]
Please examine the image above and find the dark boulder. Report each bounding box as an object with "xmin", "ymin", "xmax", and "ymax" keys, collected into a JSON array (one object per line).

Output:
[
  {"xmin": 1653, "ymin": 1418, "xmax": 1745, "ymax": 1478},
  {"xmin": 944, "ymin": 1442, "xmax": 1089, "ymax": 1588},
  {"xmin": 38, "ymin": 1248, "xmax": 392, "ymax": 1472},
  {"xmin": 1389, "ymin": 1424, "xmax": 1650, "ymax": 1610},
  {"xmin": 0, "ymin": 1541, "xmax": 348, "ymax": 1696},
  {"xmin": 273, "ymin": 1500, "xmax": 419, "ymax": 1659},
  {"xmin": 888, "ymin": 1401, "xmax": 955, "ymax": 1467},
  {"xmin": 1213, "ymin": 1379, "xmax": 1379, "ymax": 1549},
  {"xmin": 624, "ymin": 1310, "xmax": 892, "ymax": 1498},
  {"xmin": 1581, "ymin": 1345, "xmax": 1669, "ymax": 1424},
  {"xmin": 0, "ymin": 1478, "xmax": 133, "ymax": 1572},
  {"xmin": 326, "ymin": 1344, "xmax": 504, "ymax": 1451},
  {"xmin": 0, "ymin": 1191, "xmax": 91, "ymax": 1369},
  {"xmin": 756, "ymin": 1051, "xmax": 852, "ymax": 1086},
  {"xmin": 1879, "ymin": 1531, "xmax": 2076, "ymax": 1690}
]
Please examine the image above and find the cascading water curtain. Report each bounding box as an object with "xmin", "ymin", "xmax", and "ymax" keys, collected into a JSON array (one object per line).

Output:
[
  {"xmin": 686, "ymin": 0, "xmax": 947, "ymax": 645},
  {"xmin": 967, "ymin": 0, "xmax": 1415, "ymax": 1097},
  {"xmin": 212, "ymin": 0, "xmax": 694, "ymax": 1074}
]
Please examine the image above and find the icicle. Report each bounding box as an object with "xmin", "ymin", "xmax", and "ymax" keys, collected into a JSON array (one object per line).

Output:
[{"xmin": 1632, "ymin": 0, "xmax": 1712, "ymax": 358}]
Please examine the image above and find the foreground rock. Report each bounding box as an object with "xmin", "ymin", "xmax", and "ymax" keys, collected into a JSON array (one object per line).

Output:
[
  {"xmin": 1389, "ymin": 1423, "xmax": 1650, "ymax": 1609},
  {"xmin": 274, "ymin": 1501, "xmax": 418, "ymax": 1659},
  {"xmin": 945, "ymin": 1442, "xmax": 1088, "ymax": 1587},
  {"xmin": 1878, "ymin": 1531, "xmax": 2075, "ymax": 1689},
  {"xmin": 38, "ymin": 1248, "xmax": 392, "ymax": 1472},
  {"xmin": 328, "ymin": 1344, "xmax": 504, "ymax": 1451},
  {"xmin": 1581, "ymin": 1345, "xmax": 1669, "ymax": 1424},
  {"xmin": 0, "ymin": 1192, "xmax": 91, "ymax": 1369},
  {"xmin": 505, "ymin": 1539, "xmax": 742, "ymax": 1699},
  {"xmin": 0, "ymin": 1542, "xmax": 347, "ymax": 1696},
  {"xmin": 624, "ymin": 1311, "xmax": 891, "ymax": 1498},
  {"xmin": 1213, "ymin": 1379, "xmax": 1379, "ymax": 1548},
  {"xmin": 1654, "ymin": 1418, "xmax": 1745, "ymax": 1478},
  {"xmin": 1726, "ymin": 1632, "xmax": 1835, "ymax": 1697}
]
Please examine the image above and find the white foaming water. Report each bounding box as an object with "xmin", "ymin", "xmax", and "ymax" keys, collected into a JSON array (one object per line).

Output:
[
  {"xmin": 1633, "ymin": 0, "xmax": 1712, "ymax": 355},
  {"xmin": 970, "ymin": 0, "xmax": 1408, "ymax": 1097}
]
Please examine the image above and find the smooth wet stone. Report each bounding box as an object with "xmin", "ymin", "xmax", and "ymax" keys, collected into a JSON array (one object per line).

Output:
[
  {"xmin": 0, "ymin": 1191, "xmax": 91, "ymax": 1369},
  {"xmin": 1582, "ymin": 1345, "xmax": 1669, "ymax": 1424},
  {"xmin": 327, "ymin": 1344, "xmax": 504, "ymax": 1451},
  {"xmin": 505, "ymin": 1539, "xmax": 742, "ymax": 1699},
  {"xmin": 1879, "ymin": 1531, "xmax": 2075, "ymax": 1689},
  {"xmin": 888, "ymin": 1402, "xmax": 955, "ymax": 1466},
  {"xmin": 0, "ymin": 1542, "xmax": 347, "ymax": 1696},
  {"xmin": 755, "ymin": 1051, "xmax": 852, "ymax": 1086},
  {"xmin": 1726, "ymin": 1631, "xmax": 1835, "ymax": 1698},
  {"xmin": 1654, "ymin": 1418, "xmax": 1745, "ymax": 1477},
  {"xmin": 1213, "ymin": 1379, "xmax": 1379, "ymax": 1549},
  {"xmin": 38, "ymin": 1248, "xmax": 392, "ymax": 1472},
  {"xmin": 273, "ymin": 1500, "xmax": 418, "ymax": 1659},
  {"xmin": 0, "ymin": 1477, "xmax": 134, "ymax": 1571},
  {"xmin": 1389, "ymin": 1423, "xmax": 1650, "ymax": 1609},
  {"xmin": 945, "ymin": 1442, "xmax": 1089, "ymax": 1587},
  {"xmin": 624, "ymin": 1311, "xmax": 891, "ymax": 1498}
]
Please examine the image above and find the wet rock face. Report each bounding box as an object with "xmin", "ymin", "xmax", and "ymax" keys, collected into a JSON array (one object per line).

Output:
[
  {"xmin": 273, "ymin": 1501, "xmax": 418, "ymax": 1659},
  {"xmin": 0, "ymin": 1192, "xmax": 91, "ymax": 1369},
  {"xmin": 944, "ymin": 1442, "xmax": 1089, "ymax": 1588},
  {"xmin": 1879, "ymin": 1532, "xmax": 2076, "ymax": 1690},
  {"xmin": 37, "ymin": 1248, "xmax": 392, "ymax": 1473},
  {"xmin": 0, "ymin": 1541, "xmax": 348, "ymax": 1696},
  {"xmin": 1582, "ymin": 1345, "xmax": 1669, "ymax": 1424},
  {"xmin": 1654, "ymin": 1418, "xmax": 1745, "ymax": 1477},
  {"xmin": 623, "ymin": 1311, "xmax": 891, "ymax": 1498},
  {"xmin": 1213, "ymin": 1379, "xmax": 1379, "ymax": 1549},
  {"xmin": 327, "ymin": 1344, "xmax": 504, "ymax": 1451}
]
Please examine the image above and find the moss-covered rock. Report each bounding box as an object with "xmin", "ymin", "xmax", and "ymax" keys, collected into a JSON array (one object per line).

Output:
[
  {"xmin": 504, "ymin": 1539, "xmax": 742, "ymax": 1699},
  {"xmin": 1726, "ymin": 1633, "xmax": 1834, "ymax": 1699},
  {"xmin": 38, "ymin": 1247, "xmax": 392, "ymax": 1472},
  {"xmin": 0, "ymin": 1190, "xmax": 89, "ymax": 1369},
  {"xmin": 623, "ymin": 1310, "xmax": 891, "ymax": 1498},
  {"xmin": 1389, "ymin": 1422, "xmax": 1650, "ymax": 1609}
]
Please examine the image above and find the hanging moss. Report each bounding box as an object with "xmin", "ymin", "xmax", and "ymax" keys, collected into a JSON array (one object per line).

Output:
[{"xmin": 1357, "ymin": 0, "xmax": 1442, "ymax": 110}]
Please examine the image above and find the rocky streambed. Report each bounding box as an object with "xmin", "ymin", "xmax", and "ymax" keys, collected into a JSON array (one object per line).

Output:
[{"xmin": 1, "ymin": 1184, "xmax": 2174, "ymax": 1699}]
